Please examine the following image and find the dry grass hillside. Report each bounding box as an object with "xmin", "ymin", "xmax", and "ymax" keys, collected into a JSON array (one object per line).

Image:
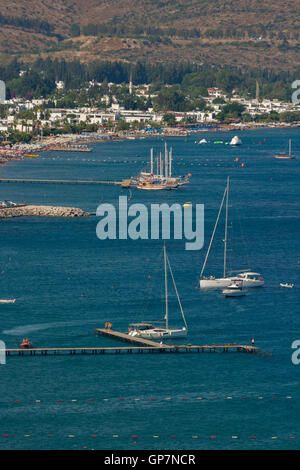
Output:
[{"xmin": 0, "ymin": 0, "xmax": 300, "ymax": 69}]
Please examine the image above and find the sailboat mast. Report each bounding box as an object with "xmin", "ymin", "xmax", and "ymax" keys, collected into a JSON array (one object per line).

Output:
[
  {"xmin": 223, "ymin": 176, "xmax": 230, "ymax": 278},
  {"xmin": 164, "ymin": 244, "xmax": 168, "ymax": 330},
  {"xmin": 166, "ymin": 253, "xmax": 188, "ymax": 330},
  {"xmin": 169, "ymin": 147, "xmax": 172, "ymax": 177},
  {"xmin": 150, "ymin": 148, "xmax": 153, "ymax": 174},
  {"xmin": 200, "ymin": 184, "xmax": 227, "ymax": 279},
  {"xmin": 164, "ymin": 142, "xmax": 168, "ymax": 178},
  {"xmin": 289, "ymin": 139, "xmax": 291, "ymax": 156},
  {"xmin": 159, "ymin": 152, "xmax": 163, "ymax": 177}
]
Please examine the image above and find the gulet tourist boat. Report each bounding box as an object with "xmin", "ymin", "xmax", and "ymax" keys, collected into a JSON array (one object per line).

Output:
[{"xmin": 133, "ymin": 144, "xmax": 190, "ymax": 190}]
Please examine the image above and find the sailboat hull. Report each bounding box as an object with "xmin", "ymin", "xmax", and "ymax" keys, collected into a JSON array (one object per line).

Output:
[
  {"xmin": 237, "ymin": 278, "xmax": 264, "ymax": 288},
  {"xmin": 130, "ymin": 328, "xmax": 187, "ymax": 339},
  {"xmin": 200, "ymin": 276, "xmax": 264, "ymax": 289},
  {"xmin": 199, "ymin": 278, "xmax": 233, "ymax": 290}
]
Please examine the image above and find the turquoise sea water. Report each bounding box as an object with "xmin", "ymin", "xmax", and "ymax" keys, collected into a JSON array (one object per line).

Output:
[{"xmin": 0, "ymin": 129, "xmax": 299, "ymax": 450}]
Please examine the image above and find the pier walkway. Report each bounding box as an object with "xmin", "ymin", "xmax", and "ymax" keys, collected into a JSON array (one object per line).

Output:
[
  {"xmin": 2, "ymin": 327, "xmax": 259, "ymax": 357},
  {"xmin": 3, "ymin": 344, "xmax": 258, "ymax": 357},
  {"xmin": 0, "ymin": 178, "xmax": 124, "ymax": 185}
]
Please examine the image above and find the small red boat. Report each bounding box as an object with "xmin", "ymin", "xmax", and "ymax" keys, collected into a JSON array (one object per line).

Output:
[{"xmin": 20, "ymin": 338, "xmax": 32, "ymax": 348}]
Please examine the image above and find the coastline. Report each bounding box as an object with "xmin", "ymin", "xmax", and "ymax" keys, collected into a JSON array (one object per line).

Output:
[{"xmin": 1, "ymin": 121, "xmax": 300, "ymax": 162}]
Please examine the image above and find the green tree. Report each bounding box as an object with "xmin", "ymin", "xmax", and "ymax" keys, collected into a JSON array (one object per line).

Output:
[
  {"xmin": 162, "ymin": 113, "xmax": 176, "ymax": 125},
  {"xmin": 70, "ymin": 24, "xmax": 81, "ymax": 37},
  {"xmin": 154, "ymin": 87, "xmax": 187, "ymax": 112},
  {"xmin": 116, "ymin": 119, "xmax": 130, "ymax": 131}
]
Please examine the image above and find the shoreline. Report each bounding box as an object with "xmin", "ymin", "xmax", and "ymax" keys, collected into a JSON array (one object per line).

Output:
[{"xmin": 0, "ymin": 122, "xmax": 299, "ymax": 162}]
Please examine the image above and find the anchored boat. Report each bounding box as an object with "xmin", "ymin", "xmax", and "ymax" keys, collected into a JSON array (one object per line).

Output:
[
  {"xmin": 275, "ymin": 139, "xmax": 296, "ymax": 159},
  {"xmin": 230, "ymin": 135, "xmax": 242, "ymax": 146},
  {"xmin": 199, "ymin": 177, "xmax": 264, "ymax": 290},
  {"xmin": 280, "ymin": 282, "xmax": 294, "ymax": 288},
  {"xmin": 129, "ymin": 245, "xmax": 188, "ymax": 339},
  {"xmin": 222, "ymin": 281, "xmax": 247, "ymax": 297},
  {"xmin": 133, "ymin": 144, "xmax": 190, "ymax": 190}
]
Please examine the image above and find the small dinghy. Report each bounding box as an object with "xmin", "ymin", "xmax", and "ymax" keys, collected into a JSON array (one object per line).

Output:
[
  {"xmin": 280, "ymin": 283, "xmax": 294, "ymax": 289},
  {"xmin": 20, "ymin": 338, "xmax": 32, "ymax": 348},
  {"xmin": 222, "ymin": 281, "xmax": 247, "ymax": 297},
  {"xmin": 0, "ymin": 299, "xmax": 16, "ymax": 304}
]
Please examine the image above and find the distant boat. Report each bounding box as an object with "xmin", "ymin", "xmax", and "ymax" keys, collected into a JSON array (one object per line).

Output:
[
  {"xmin": 0, "ymin": 299, "xmax": 15, "ymax": 304},
  {"xmin": 275, "ymin": 139, "xmax": 296, "ymax": 159},
  {"xmin": 198, "ymin": 139, "xmax": 207, "ymax": 144},
  {"xmin": 222, "ymin": 281, "xmax": 247, "ymax": 297},
  {"xmin": 129, "ymin": 245, "xmax": 188, "ymax": 339},
  {"xmin": 229, "ymin": 136, "xmax": 242, "ymax": 146},
  {"xmin": 280, "ymin": 283, "xmax": 294, "ymax": 288},
  {"xmin": 134, "ymin": 144, "xmax": 190, "ymax": 190}
]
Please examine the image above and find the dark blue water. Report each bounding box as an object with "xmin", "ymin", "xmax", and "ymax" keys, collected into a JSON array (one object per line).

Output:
[{"xmin": 0, "ymin": 129, "xmax": 299, "ymax": 450}]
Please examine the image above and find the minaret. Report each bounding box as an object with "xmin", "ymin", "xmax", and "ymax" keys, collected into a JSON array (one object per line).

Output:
[{"xmin": 256, "ymin": 80, "xmax": 260, "ymax": 101}]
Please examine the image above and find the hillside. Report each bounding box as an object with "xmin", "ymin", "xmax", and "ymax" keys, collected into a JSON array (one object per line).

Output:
[{"xmin": 0, "ymin": 0, "xmax": 300, "ymax": 70}]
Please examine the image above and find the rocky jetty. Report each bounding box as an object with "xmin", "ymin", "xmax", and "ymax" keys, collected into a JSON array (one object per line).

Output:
[{"xmin": 0, "ymin": 205, "xmax": 90, "ymax": 218}]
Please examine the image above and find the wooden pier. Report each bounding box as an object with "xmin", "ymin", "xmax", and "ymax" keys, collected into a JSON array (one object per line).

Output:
[
  {"xmin": 95, "ymin": 328, "xmax": 170, "ymax": 348},
  {"xmin": 1, "ymin": 328, "xmax": 259, "ymax": 357},
  {"xmin": 0, "ymin": 178, "xmax": 124, "ymax": 186},
  {"xmin": 2, "ymin": 344, "xmax": 258, "ymax": 357}
]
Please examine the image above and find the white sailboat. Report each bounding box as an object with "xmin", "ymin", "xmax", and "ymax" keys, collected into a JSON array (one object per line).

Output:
[
  {"xmin": 230, "ymin": 135, "xmax": 242, "ymax": 146},
  {"xmin": 275, "ymin": 139, "xmax": 296, "ymax": 159},
  {"xmin": 129, "ymin": 245, "xmax": 188, "ymax": 339},
  {"xmin": 199, "ymin": 177, "xmax": 264, "ymax": 289}
]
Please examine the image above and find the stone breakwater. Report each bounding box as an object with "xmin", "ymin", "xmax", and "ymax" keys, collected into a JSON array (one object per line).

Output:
[{"xmin": 0, "ymin": 205, "xmax": 90, "ymax": 218}]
